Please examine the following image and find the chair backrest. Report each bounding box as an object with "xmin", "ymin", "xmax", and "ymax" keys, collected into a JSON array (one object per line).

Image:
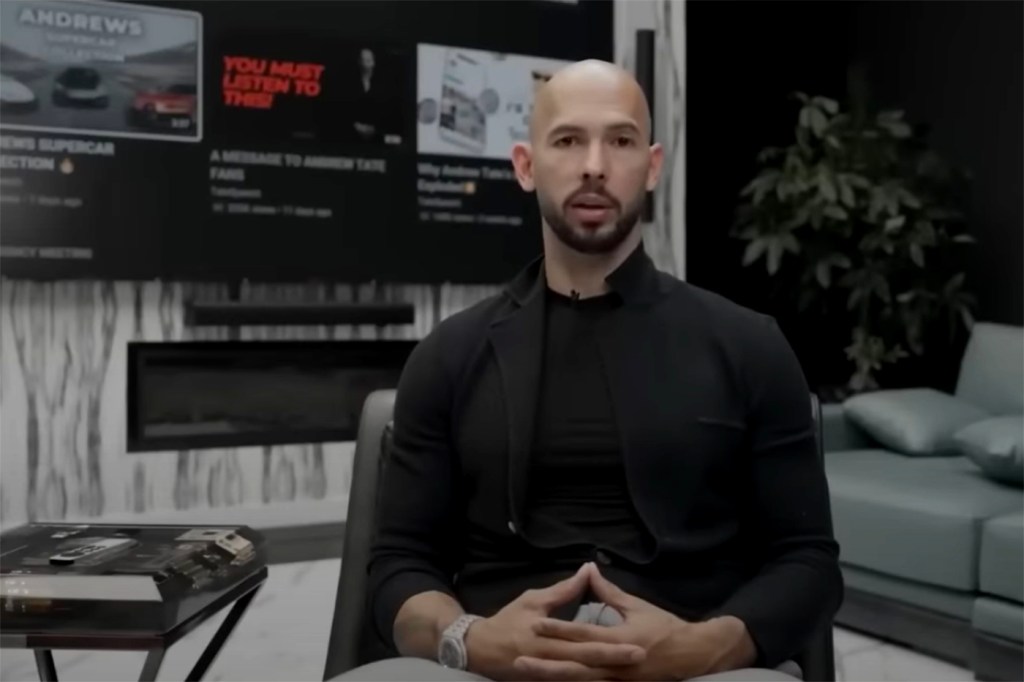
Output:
[
  {"xmin": 794, "ymin": 393, "xmax": 837, "ymax": 682},
  {"xmin": 323, "ymin": 389, "xmax": 397, "ymax": 681},
  {"xmin": 323, "ymin": 390, "xmax": 836, "ymax": 681}
]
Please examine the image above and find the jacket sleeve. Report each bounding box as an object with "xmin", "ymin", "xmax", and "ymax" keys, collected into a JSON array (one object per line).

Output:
[
  {"xmin": 367, "ymin": 326, "xmax": 463, "ymax": 651},
  {"xmin": 710, "ymin": 316, "xmax": 843, "ymax": 668}
]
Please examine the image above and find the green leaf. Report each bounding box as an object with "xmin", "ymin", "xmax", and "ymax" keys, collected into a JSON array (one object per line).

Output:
[
  {"xmin": 896, "ymin": 291, "xmax": 917, "ymax": 303},
  {"xmin": 764, "ymin": 234, "xmax": 798, "ymax": 275},
  {"xmin": 838, "ymin": 178, "xmax": 856, "ymax": 208},
  {"xmin": 944, "ymin": 272, "xmax": 966, "ymax": 294},
  {"xmin": 897, "ymin": 188, "xmax": 922, "ymax": 209},
  {"xmin": 809, "ymin": 107, "xmax": 828, "ymax": 137},
  {"xmin": 742, "ymin": 238, "xmax": 768, "ymax": 267},
  {"xmin": 960, "ymin": 307, "xmax": 975, "ymax": 330},
  {"xmin": 799, "ymin": 105, "xmax": 812, "ymax": 130},
  {"xmin": 915, "ymin": 220, "xmax": 937, "ymax": 246},
  {"xmin": 817, "ymin": 169, "xmax": 838, "ymax": 203},
  {"xmin": 780, "ymin": 232, "xmax": 801, "ymax": 253},
  {"xmin": 953, "ymin": 234, "xmax": 976, "ymax": 244},
  {"xmin": 846, "ymin": 174, "xmax": 871, "ymax": 189},
  {"xmin": 868, "ymin": 189, "xmax": 886, "ymax": 222},
  {"xmin": 793, "ymin": 92, "xmax": 810, "ymax": 104},
  {"xmin": 881, "ymin": 120, "xmax": 913, "ymax": 139},
  {"xmin": 816, "ymin": 261, "xmax": 833, "ymax": 288},
  {"xmin": 847, "ymin": 288, "xmax": 865, "ymax": 311},
  {"xmin": 884, "ymin": 215, "xmax": 906, "ymax": 232},
  {"xmin": 823, "ymin": 204, "xmax": 849, "ymax": 221},
  {"xmin": 910, "ymin": 244, "xmax": 925, "ymax": 267},
  {"xmin": 810, "ymin": 207, "xmax": 823, "ymax": 230},
  {"xmin": 813, "ymin": 96, "xmax": 839, "ymax": 115},
  {"xmin": 813, "ymin": 254, "xmax": 849, "ymax": 289},
  {"xmin": 826, "ymin": 135, "xmax": 842, "ymax": 150}
]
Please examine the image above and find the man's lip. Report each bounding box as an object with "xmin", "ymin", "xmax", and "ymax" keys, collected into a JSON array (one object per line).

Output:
[{"xmin": 570, "ymin": 194, "xmax": 614, "ymax": 208}]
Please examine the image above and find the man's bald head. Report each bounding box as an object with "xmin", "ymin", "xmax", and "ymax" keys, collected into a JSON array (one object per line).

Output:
[
  {"xmin": 530, "ymin": 59, "xmax": 652, "ymax": 142},
  {"xmin": 510, "ymin": 58, "xmax": 663, "ymax": 257}
]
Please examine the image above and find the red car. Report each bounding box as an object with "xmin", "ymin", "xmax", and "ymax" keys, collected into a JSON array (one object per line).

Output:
[{"xmin": 129, "ymin": 83, "xmax": 197, "ymax": 132}]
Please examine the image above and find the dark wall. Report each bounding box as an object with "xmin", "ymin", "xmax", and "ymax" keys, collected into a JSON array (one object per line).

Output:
[
  {"xmin": 686, "ymin": 0, "xmax": 1023, "ymax": 390},
  {"xmin": 853, "ymin": 0, "xmax": 1023, "ymax": 327},
  {"xmin": 686, "ymin": 1, "xmax": 858, "ymax": 388}
]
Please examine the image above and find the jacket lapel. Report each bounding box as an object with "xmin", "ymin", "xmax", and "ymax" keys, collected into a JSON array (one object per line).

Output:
[{"xmin": 488, "ymin": 273, "xmax": 546, "ymax": 529}]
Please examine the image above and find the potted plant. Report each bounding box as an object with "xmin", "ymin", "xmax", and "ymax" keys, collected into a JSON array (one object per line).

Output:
[{"xmin": 732, "ymin": 90, "xmax": 975, "ymax": 397}]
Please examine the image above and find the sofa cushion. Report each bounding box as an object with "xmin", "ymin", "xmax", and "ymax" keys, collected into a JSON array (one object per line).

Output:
[
  {"xmin": 825, "ymin": 449, "xmax": 1022, "ymax": 591},
  {"xmin": 843, "ymin": 389, "xmax": 987, "ymax": 457},
  {"xmin": 956, "ymin": 322, "xmax": 1024, "ymax": 416},
  {"xmin": 980, "ymin": 512, "xmax": 1024, "ymax": 602},
  {"xmin": 955, "ymin": 416, "xmax": 1024, "ymax": 486},
  {"xmin": 973, "ymin": 597, "xmax": 1024, "ymax": 643}
]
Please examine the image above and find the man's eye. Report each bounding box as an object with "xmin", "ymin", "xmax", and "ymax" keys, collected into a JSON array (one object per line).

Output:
[
  {"xmin": 553, "ymin": 136, "xmax": 576, "ymax": 148},
  {"xmin": 613, "ymin": 136, "xmax": 635, "ymax": 147}
]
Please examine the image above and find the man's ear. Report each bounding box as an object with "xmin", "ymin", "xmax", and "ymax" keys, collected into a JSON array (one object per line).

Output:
[
  {"xmin": 511, "ymin": 142, "xmax": 535, "ymax": 192},
  {"xmin": 646, "ymin": 142, "xmax": 664, "ymax": 192}
]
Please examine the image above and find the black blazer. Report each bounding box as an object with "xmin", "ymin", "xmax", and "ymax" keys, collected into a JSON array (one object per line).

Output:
[{"xmin": 368, "ymin": 246, "xmax": 842, "ymax": 668}]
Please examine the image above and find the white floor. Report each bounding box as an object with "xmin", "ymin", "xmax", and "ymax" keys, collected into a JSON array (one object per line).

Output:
[{"xmin": 0, "ymin": 558, "xmax": 975, "ymax": 682}]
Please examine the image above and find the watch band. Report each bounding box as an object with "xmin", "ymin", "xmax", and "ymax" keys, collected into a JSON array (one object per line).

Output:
[{"xmin": 439, "ymin": 614, "xmax": 483, "ymax": 670}]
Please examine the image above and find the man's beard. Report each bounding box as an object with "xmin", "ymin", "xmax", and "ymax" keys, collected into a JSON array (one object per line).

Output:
[{"xmin": 539, "ymin": 188, "xmax": 645, "ymax": 255}]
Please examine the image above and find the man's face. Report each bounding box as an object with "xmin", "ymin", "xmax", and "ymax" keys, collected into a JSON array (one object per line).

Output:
[{"xmin": 512, "ymin": 76, "xmax": 661, "ymax": 255}]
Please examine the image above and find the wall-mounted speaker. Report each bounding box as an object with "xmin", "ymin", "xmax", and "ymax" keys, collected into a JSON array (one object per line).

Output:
[{"xmin": 635, "ymin": 28, "xmax": 655, "ymax": 223}]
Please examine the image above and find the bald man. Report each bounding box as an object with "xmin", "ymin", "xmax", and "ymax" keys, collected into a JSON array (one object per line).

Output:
[{"xmin": 335, "ymin": 61, "xmax": 841, "ymax": 681}]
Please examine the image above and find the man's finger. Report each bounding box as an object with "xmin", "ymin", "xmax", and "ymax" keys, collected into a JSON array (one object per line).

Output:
[
  {"xmin": 533, "ymin": 639, "xmax": 646, "ymax": 668},
  {"xmin": 586, "ymin": 564, "xmax": 637, "ymax": 611},
  {"xmin": 533, "ymin": 618, "xmax": 623, "ymax": 644},
  {"xmin": 533, "ymin": 564, "xmax": 591, "ymax": 609},
  {"xmin": 513, "ymin": 656, "xmax": 615, "ymax": 682}
]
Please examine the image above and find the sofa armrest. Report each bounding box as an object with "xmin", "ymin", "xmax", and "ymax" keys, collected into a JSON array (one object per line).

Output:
[{"xmin": 821, "ymin": 402, "xmax": 875, "ymax": 452}]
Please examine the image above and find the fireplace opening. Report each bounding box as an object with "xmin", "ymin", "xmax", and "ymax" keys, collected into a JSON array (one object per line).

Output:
[{"xmin": 127, "ymin": 340, "xmax": 415, "ymax": 452}]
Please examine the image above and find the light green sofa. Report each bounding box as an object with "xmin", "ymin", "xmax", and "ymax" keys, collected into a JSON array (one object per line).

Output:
[{"xmin": 822, "ymin": 322, "xmax": 1023, "ymax": 681}]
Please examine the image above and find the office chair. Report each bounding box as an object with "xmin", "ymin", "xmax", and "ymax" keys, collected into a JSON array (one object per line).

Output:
[{"xmin": 323, "ymin": 390, "xmax": 836, "ymax": 681}]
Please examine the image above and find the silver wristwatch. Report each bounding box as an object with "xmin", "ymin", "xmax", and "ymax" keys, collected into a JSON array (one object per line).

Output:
[{"xmin": 438, "ymin": 614, "xmax": 483, "ymax": 670}]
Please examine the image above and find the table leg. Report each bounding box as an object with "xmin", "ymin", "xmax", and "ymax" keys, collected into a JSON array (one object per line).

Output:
[
  {"xmin": 33, "ymin": 649, "xmax": 58, "ymax": 682},
  {"xmin": 138, "ymin": 648, "xmax": 166, "ymax": 682},
  {"xmin": 185, "ymin": 583, "xmax": 261, "ymax": 682}
]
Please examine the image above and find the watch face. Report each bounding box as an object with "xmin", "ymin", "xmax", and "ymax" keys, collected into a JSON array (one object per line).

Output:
[{"xmin": 439, "ymin": 638, "xmax": 464, "ymax": 669}]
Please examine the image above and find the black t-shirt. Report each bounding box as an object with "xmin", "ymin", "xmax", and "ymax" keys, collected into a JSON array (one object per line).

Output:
[{"xmin": 523, "ymin": 288, "xmax": 656, "ymax": 562}]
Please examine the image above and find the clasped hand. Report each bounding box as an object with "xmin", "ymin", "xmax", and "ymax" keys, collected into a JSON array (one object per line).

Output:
[{"xmin": 464, "ymin": 562, "xmax": 721, "ymax": 681}]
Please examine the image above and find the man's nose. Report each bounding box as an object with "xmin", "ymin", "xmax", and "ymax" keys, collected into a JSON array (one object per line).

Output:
[{"xmin": 582, "ymin": 141, "xmax": 607, "ymax": 181}]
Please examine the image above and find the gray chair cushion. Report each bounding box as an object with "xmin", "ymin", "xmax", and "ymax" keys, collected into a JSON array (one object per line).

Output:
[
  {"xmin": 955, "ymin": 416, "xmax": 1024, "ymax": 486},
  {"xmin": 826, "ymin": 449, "xmax": 1022, "ymax": 590},
  {"xmin": 843, "ymin": 389, "xmax": 987, "ymax": 457},
  {"xmin": 979, "ymin": 512, "xmax": 1024, "ymax": 602},
  {"xmin": 956, "ymin": 322, "xmax": 1024, "ymax": 416}
]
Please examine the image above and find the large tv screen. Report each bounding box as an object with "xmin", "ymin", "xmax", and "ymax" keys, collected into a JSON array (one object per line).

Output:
[{"xmin": 0, "ymin": 0, "xmax": 612, "ymax": 282}]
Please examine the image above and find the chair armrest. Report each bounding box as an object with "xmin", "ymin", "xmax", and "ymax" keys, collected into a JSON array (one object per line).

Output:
[{"xmin": 821, "ymin": 403, "xmax": 875, "ymax": 452}]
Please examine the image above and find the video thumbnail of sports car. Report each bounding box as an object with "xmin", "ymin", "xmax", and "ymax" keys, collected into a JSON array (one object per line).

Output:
[
  {"xmin": 0, "ymin": 73, "xmax": 39, "ymax": 113},
  {"xmin": 128, "ymin": 83, "xmax": 197, "ymax": 131},
  {"xmin": 52, "ymin": 67, "xmax": 109, "ymax": 108}
]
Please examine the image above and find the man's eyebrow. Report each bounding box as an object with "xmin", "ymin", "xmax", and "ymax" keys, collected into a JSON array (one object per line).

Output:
[{"xmin": 545, "ymin": 121, "xmax": 643, "ymax": 139}]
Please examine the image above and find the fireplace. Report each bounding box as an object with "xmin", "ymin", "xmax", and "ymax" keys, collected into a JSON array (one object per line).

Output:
[{"xmin": 127, "ymin": 340, "xmax": 416, "ymax": 452}]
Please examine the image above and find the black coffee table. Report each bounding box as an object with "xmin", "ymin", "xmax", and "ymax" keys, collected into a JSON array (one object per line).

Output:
[{"xmin": 1, "ymin": 567, "xmax": 267, "ymax": 682}]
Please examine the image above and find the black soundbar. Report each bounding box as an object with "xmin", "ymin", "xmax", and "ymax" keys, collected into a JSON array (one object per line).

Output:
[{"xmin": 185, "ymin": 301, "xmax": 415, "ymax": 327}]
